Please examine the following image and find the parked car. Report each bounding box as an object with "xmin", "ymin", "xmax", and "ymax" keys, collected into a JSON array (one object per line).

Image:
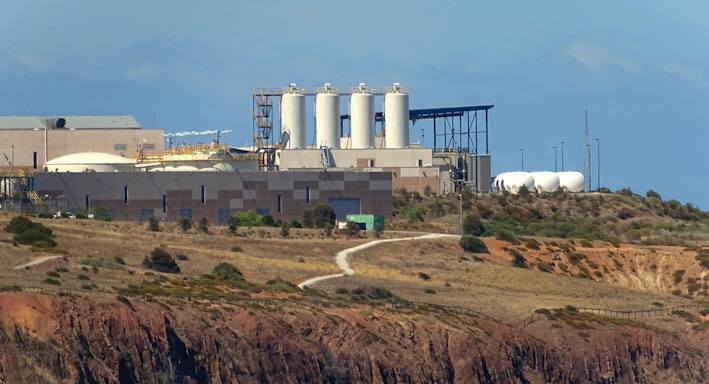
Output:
[{"xmin": 53, "ymin": 211, "xmax": 76, "ymax": 219}]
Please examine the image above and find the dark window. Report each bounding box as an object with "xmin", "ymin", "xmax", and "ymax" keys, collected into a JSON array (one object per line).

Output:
[
  {"xmin": 201, "ymin": 185, "xmax": 205, "ymax": 205},
  {"xmin": 277, "ymin": 194, "xmax": 282, "ymax": 213},
  {"xmin": 178, "ymin": 208, "xmax": 192, "ymax": 221},
  {"xmin": 85, "ymin": 195, "xmax": 90, "ymax": 210},
  {"xmin": 162, "ymin": 195, "xmax": 167, "ymax": 213},
  {"xmin": 305, "ymin": 186, "xmax": 310, "ymax": 203},
  {"xmin": 123, "ymin": 185, "xmax": 128, "ymax": 204},
  {"xmin": 143, "ymin": 143, "xmax": 155, "ymax": 150}
]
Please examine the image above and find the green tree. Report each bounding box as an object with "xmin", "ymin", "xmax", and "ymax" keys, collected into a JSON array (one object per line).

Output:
[
  {"xmin": 308, "ymin": 204, "xmax": 336, "ymax": 229},
  {"xmin": 235, "ymin": 210, "xmax": 263, "ymax": 227},
  {"xmin": 261, "ymin": 214, "xmax": 276, "ymax": 227},
  {"xmin": 462, "ymin": 214, "xmax": 484, "ymax": 236},
  {"xmin": 405, "ymin": 206, "xmax": 424, "ymax": 223},
  {"xmin": 5, "ymin": 216, "xmax": 56, "ymax": 247},
  {"xmin": 142, "ymin": 248, "xmax": 180, "ymax": 273}
]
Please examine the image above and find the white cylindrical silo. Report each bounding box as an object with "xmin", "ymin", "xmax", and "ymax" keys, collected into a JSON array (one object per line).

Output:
[
  {"xmin": 315, "ymin": 83, "xmax": 341, "ymax": 149},
  {"xmin": 384, "ymin": 83, "xmax": 409, "ymax": 148},
  {"xmin": 281, "ymin": 84, "xmax": 306, "ymax": 149},
  {"xmin": 350, "ymin": 83, "xmax": 375, "ymax": 149}
]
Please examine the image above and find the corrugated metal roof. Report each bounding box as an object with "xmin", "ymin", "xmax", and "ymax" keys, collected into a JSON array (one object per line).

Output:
[{"xmin": 0, "ymin": 115, "xmax": 141, "ymax": 130}]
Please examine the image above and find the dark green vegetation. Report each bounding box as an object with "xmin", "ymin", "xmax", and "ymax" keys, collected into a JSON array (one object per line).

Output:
[
  {"xmin": 142, "ymin": 248, "xmax": 181, "ymax": 274},
  {"xmin": 393, "ymin": 187, "xmax": 709, "ymax": 247},
  {"xmin": 4, "ymin": 216, "xmax": 57, "ymax": 247}
]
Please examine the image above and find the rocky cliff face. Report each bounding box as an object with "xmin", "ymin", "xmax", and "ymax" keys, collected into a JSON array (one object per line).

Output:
[{"xmin": 0, "ymin": 293, "xmax": 706, "ymax": 383}]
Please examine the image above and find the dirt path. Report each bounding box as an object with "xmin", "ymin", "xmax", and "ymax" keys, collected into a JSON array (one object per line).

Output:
[
  {"xmin": 298, "ymin": 234, "xmax": 459, "ymax": 289},
  {"xmin": 13, "ymin": 256, "xmax": 62, "ymax": 270}
]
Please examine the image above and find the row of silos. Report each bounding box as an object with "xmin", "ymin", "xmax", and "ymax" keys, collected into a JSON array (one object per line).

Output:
[{"xmin": 280, "ymin": 83, "xmax": 409, "ymax": 150}]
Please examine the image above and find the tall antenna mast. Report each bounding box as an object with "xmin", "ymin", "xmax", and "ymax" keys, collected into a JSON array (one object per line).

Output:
[{"xmin": 584, "ymin": 110, "xmax": 591, "ymax": 191}]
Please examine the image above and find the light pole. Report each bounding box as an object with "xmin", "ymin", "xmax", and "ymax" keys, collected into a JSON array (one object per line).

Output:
[
  {"xmin": 595, "ymin": 138, "xmax": 600, "ymax": 190},
  {"xmin": 553, "ymin": 146, "xmax": 558, "ymax": 172},
  {"xmin": 561, "ymin": 141, "xmax": 565, "ymax": 171},
  {"xmin": 519, "ymin": 148, "xmax": 524, "ymax": 171}
]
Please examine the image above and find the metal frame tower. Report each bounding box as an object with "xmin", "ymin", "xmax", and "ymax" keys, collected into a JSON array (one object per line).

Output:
[{"xmin": 584, "ymin": 110, "xmax": 591, "ymax": 192}]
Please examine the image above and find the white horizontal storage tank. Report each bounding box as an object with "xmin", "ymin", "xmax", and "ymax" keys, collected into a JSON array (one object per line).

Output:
[
  {"xmin": 350, "ymin": 83, "xmax": 375, "ymax": 149},
  {"xmin": 281, "ymin": 83, "xmax": 306, "ymax": 149},
  {"xmin": 531, "ymin": 171, "xmax": 560, "ymax": 193},
  {"xmin": 557, "ymin": 171, "xmax": 585, "ymax": 192},
  {"xmin": 384, "ymin": 83, "xmax": 409, "ymax": 148},
  {"xmin": 494, "ymin": 172, "xmax": 535, "ymax": 194},
  {"xmin": 315, "ymin": 83, "xmax": 341, "ymax": 149}
]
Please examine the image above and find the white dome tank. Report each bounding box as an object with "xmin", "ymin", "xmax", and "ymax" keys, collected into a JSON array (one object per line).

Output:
[
  {"xmin": 350, "ymin": 83, "xmax": 375, "ymax": 149},
  {"xmin": 315, "ymin": 83, "xmax": 341, "ymax": 149},
  {"xmin": 281, "ymin": 83, "xmax": 306, "ymax": 149},
  {"xmin": 531, "ymin": 171, "xmax": 560, "ymax": 193},
  {"xmin": 384, "ymin": 83, "xmax": 409, "ymax": 148},
  {"xmin": 494, "ymin": 172, "xmax": 534, "ymax": 194},
  {"xmin": 557, "ymin": 171, "xmax": 585, "ymax": 192}
]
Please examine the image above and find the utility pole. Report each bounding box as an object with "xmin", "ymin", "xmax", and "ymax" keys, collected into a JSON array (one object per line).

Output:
[
  {"xmin": 584, "ymin": 110, "xmax": 591, "ymax": 192},
  {"xmin": 553, "ymin": 146, "xmax": 558, "ymax": 172},
  {"xmin": 519, "ymin": 148, "xmax": 524, "ymax": 171},
  {"xmin": 561, "ymin": 141, "xmax": 565, "ymax": 171},
  {"xmin": 596, "ymin": 138, "xmax": 600, "ymax": 190}
]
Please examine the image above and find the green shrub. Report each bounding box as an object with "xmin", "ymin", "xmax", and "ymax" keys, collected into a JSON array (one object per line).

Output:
[
  {"xmin": 230, "ymin": 246, "xmax": 243, "ymax": 253},
  {"xmin": 508, "ymin": 249, "xmax": 528, "ymax": 268},
  {"xmin": 227, "ymin": 215, "xmax": 240, "ymax": 233},
  {"xmin": 351, "ymin": 286, "xmax": 394, "ymax": 300},
  {"xmin": 673, "ymin": 270, "xmax": 685, "ymax": 285},
  {"xmin": 211, "ymin": 262, "xmax": 244, "ymax": 282},
  {"xmin": 77, "ymin": 274, "xmax": 90, "ymax": 280},
  {"xmin": 495, "ymin": 229, "xmax": 520, "ymax": 245},
  {"xmin": 459, "ymin": 235, "xmax": 490, "ymax": 253},
  {"xmin": 424, "ymin": 288, "xmax": 436, "ymax": 294},
  {"xmin": 537, "ymin": 261, "xmax": 553, "ymax": 273},
  {"xmin": 42, "ymin": 278, "xmax": 60, "ymax": 286},
  {"xmin": 5, "ymin": 216, "xmax": 56, "ymax": 247},
  {"xmin": 46, "ymin": 271, "xmax": 60, "ymax": 278},
  {"xmin": 175, "ymin": 254, "xmax": 188, "ymax": 261},
  {"xmin": 142, "ymin": 248, "xmax": 180, "ymax": 274},
  {"xmin": 197, "ymin": 217, "xmax": 210, "ymax": 233},
  {"xmin": 578, "ymin": 239, "xmax": 593, "ymax": 248},
  {"xmin": 147, "ymin": 217, "xmax": 160, "ymax": 232},
  {"xmin": 523, "ymin": 237, "xmax": 541, "ymax": 250},
  {"xmin": 178, "ymin": 217, "xmax": 191, "ymax": 233},
  {"xmin": 462, "ymin": 215, "xmax": 484, "ymax": 236},
  {"xmin": 335, "ymin": 287, "xmax": 349, "ymax": 294},
  {"xmin": 113, "ymin": 256, "xmax": 125, "ymax": 265},
  {"xmin": 261, "ymin": 214, "xmax": 276, "ymax": 227}
]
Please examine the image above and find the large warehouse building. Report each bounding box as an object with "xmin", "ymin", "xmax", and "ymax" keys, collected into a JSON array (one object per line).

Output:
[
  {"xmin": 0, "ymin": 115, "xmax": 164, "ymax": 170},
  {"xmin": 1, "ymin": 83, "xmax": 494, "ymax": 223}
]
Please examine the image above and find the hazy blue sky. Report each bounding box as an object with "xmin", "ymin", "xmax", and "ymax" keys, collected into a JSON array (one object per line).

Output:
[{"xmin": 2, "ymin": 1, "xmax": 708, "ymax": 207}]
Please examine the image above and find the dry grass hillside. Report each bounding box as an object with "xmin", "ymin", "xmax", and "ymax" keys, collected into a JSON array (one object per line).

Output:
[{"xmin": 1, "ymin": 187, "xmax": 708, "ymax": 328}]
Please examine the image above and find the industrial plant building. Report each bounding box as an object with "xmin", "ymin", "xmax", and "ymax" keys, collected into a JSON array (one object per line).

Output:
[{"xmin": 1, "ymin": 82, "xmax": 495, "ymax": 223}]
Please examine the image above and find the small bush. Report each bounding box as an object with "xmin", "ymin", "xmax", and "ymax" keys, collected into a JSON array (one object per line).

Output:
[
  {"xmin": 211, "ymin": 262, "xmax": 244, "ymax": 282},
  {"xmin": 673, "ymin": 270, "xmax": 685, "ymax": 285},
  {"xmin": 495, "ymin": 229, "xmax": 520, "ymax": 245},
  {"xmin": 537, "ymin": 261, "xmax": 554, "ymax": 273},
  {"xmin": 230, "ymin": 246, "xmax": 243, "ymax": 252},
  {"xmin": 178, "ymin": 217, "xmax": 191, "ymax": 233},
  {"xmin": 460, "ymin": 235, "xmax": 490, "ymax": 253},
  {"xmin": 77, "ymin": 274, "xmax": 90, "ymax": 281},
  {"xmin": 175, "ymin": 254, "xmax": 189, "ymax": 261},
  {"xmin": 197, "ymin": 217, "xmax": 210, "ymax": 234},
  {"xmin": 147, "ymin": 217, "xmax": 160, "ymax": 232},
  {"xmin": 578, "ymin": 239, "xmax": 593, "ymax": 248},
  {"xmin": 42, "ymin": 278, "xmax": 60, "ymax": 286},
  {"xmin": 335, "ymin": 287, "xmax": 349, "ymax": 294},
  {"xmin": 424, "ymin": 288, "xmax": 436, "ymax": 294},
  {"xmin": 508, "ymin": 249, "xmax": 528, "ymax": 268},
  {"xmin": 523, "ymin": 238, "xmax": 541, "ymax": 250},
  {"xmin": 113, "ymin": 256, "xmax": 125, "ymax": 265},
  {"xmin": 417, "ymin": 272, "xmax": 431, "ymax": 281},
  {"xmin": 142, "ymin": 248, "xmax": 180, "ymax": 274},
  {"xmin": 462, "ymin": 215, "xmax": 484, "ymax": 236},
  {"xmin": 46, "ymin": 271, "xmax": 60, "ymax": 278}
]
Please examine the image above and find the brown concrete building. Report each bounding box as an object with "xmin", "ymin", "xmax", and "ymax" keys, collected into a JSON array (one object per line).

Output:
[
  {"xmin": 33, "ymin": 170, "xmax": 392, "ymax": 223},
  {"xmin": 0, "ymin": 115, "xmax": 164, "ymax": 170}
]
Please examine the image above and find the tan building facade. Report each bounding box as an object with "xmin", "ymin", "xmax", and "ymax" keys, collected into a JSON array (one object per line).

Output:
[{"xmin": 0, "ymin": 115, "xmax": 164, "ymax": 171}]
